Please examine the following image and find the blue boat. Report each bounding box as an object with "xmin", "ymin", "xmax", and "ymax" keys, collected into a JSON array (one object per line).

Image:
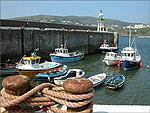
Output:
[
  {"xmin": 50, "ymin": 45, "xmax": 84, "ymax": 63},
  {"xmin": 105, "ymin": 75, "xmax": 125, "ymax": 89},
  {"xmin": 120, "ymin": 28, "xmax": 141, "ymax": 70},
  {"xmin": 34, "ymin": 69, "xmax": 67, "ymax": 81}
]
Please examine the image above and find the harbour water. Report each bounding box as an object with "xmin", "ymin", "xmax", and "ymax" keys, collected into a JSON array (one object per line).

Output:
[{"xmin": 1, "ymin": 37, "xmax": 150, "ymax": 105}]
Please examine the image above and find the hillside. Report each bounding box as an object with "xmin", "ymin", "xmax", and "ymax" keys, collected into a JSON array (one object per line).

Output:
[
  {"xmin": 11, "ymin": 15, "xmax": 139, "ymax": 27},
  {"xmin": 8, "ymin": 15, "xmax": 150, "ymax": 37}
]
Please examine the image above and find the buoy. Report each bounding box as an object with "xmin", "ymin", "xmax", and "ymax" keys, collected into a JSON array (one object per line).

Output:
[
  {"xmin": 113, "ymin": 61, "xmax": 116, "ymax": 64},
  {"xmin": 118, "ymin": 61, "xmax": 120, "ymax": 64},
  {"xmin": 147, "ymin": 65, "xmax": 149, "ymax": 69},
  {"xmin": 140, "ymin": 63, "xmax": 142, "ymax": 67}
]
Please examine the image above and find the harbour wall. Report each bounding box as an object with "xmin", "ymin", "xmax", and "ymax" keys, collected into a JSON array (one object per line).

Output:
[{"xmin": 0, "ymin": 19, "xmax": 119, "ymax": 63}]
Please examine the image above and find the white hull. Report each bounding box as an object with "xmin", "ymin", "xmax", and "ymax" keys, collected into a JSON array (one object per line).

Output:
[
  {"xmin": 103, "ymin": 59, "xmax": 118, "ymax": 66},
  {"xmin": 88, "ymin": 73, "xmax": 106, "ymax": 87},
  {"xmin": 54, "ymin": 69, "xmax": 85, "ymax": 86}
]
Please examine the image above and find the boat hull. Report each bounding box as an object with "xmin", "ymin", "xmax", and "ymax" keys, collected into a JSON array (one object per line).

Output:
[
  {"xmin": 104, "ymin": 59, "xmax": 118, "ymax": 65},
  {"xmin": 88, "ymin": 73, "xmax": 107, "ymax": 87},
  {"xmin": 50, "ymin": 54, "xmax": 84, "ymax": 63},
  {"xmin": 35, "ymin": 71, "xmax": 67, "ymax": 81},
  {"xmin": 17, "ymin": 66, "xmax": 61, "ymax": 78},
  {"xmin": 120, "ymin": 60, "xmax": 140, "ymax": 70},
  {"xmin": 98, "ymin": 48, "xmax": 118, "ymax": 53}
]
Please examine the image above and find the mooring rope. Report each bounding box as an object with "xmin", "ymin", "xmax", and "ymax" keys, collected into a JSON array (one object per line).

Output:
[
  {"xmin": 137, "ymin": 74, "xmax": 145, "ymax": 104},
  {"xmin": 0, "ymin": 83, "xmax": 94, "ymax": 113}
]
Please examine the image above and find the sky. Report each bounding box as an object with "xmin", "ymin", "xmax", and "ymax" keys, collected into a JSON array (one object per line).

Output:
[{"xmin": 1, "ymin": 1, "xmax": 150, "ymax": 24}]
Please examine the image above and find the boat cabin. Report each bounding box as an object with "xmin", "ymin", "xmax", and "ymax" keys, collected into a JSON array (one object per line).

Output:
[
  {"xmin": 121, "ymin": 47, "xmax": 139, "ymax": 60},
  {"xmin": 20, "ymin": 56, "xmax": 41, "ymax": 65},
  {"xmin": 55, "ymin": 45, "xmax": 69, "ymax": 54},
  {"xmin": 55, "ymin": 48, "xmax": 68, "ymax": 54},
  {"xmin": 101, "ymin": 44, "xmax": 110, "ymax": 48},
  {"xmin": 105, "ymin": 52, "xmax": 117, "ymax": 58}
]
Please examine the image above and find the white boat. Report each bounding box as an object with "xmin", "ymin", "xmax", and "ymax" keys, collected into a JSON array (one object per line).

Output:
[
  {"xmin": 98, "ymin": 40, "xmax": 118, "ymax": 53},
  {"xmin": 50, "ymin": 45, "xmax": 84, "ymax": 63},
  {"xmin": 88, "ymin": 73, "xmax": 107, "ymax": 87},
  {"xmin": 120, "ymin": 28, "xmax": 141, "ymax": 70},
  {"xmin": 103, "ymin": 52, "xmax": 120, "ymax": 65},
  {"xmin": 16, "ymin": 50, "xmax": 63, "ymax": 78},
  {"xmin": 54, "ymin": 69, "xmax": 85, "ymax": 86}
]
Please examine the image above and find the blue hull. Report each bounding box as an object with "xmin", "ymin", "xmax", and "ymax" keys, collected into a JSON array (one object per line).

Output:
[
  {"xmin": 120, "ymin": 60, "xmax": 140, "ymax": 70},
  {"xmin": 35, "ymin": 70, "xmax": 67, "ymax": 81},
  {"xmin": 105, "ymin": 75, "xmax": 125, "ymax": 89},
  {"xmin": 50, "ymin": 55, "xmax": 84, "ymax": 63}
]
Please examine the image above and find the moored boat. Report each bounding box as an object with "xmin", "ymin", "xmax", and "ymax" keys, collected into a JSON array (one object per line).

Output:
[
  {"xmin": 16, "ymin": 51, "xmax": 63, "ymax": 78},
  {"xmin": 88, "ymin": 73, "xmax": 106, "ymax": 87},
  {"xmin": 120, "ymin": 28, "xmax": 141, "ymax": 70},
  {"xmin": 98, "ymin": 40, "xmax": 118, "ymax": 53},
  {"xmin": 54, "ymin": 69, "xmax": 85, "ymax": 86},
  {"xmin": 103, "ymin": 52, "xmax": 120, "ymax": 65},
  {"xmin": 34, "ymin": 69, "xmax": 68, "ymax": 81},
  {"xmin": 120, "ymin": 47, "xmax": 141, "ymax": 70},
  {"xmin": 105, "ymin": 75, "xmax": 125, "ymax": 89},
  {"xmin": 50, "ymin": 45, "xmax": 84, "ymax": 63}
]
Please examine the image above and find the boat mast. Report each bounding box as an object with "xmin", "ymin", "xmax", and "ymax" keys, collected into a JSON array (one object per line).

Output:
[{"xmin": 129, "ymin": 26, "xmax": 132, "ymax": 47}]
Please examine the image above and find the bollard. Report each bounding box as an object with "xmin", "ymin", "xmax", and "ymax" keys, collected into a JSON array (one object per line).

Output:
[
  {"xmin": 63, "ymin": 77, "xmax": 93, "ymax": 112},
  {"xmin": 2, "ymin": 75, "xmax": 30, "ymax": 96}
]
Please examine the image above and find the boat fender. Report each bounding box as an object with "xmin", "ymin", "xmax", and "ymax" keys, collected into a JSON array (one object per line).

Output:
[
  {"xmin": 63, "ymin": 77, "xmax": 93, "ymax": 94},
  {"xmin": 140, "ymin": 63, "xmax": 142, "ymax": 67},
  {"xmin": 147, "ymin": 65, "xmax": 149, "ymax": 69}
]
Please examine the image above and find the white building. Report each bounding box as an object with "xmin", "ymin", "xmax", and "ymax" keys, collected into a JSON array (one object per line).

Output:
[{"xmin": 134, "ymin": 24, "xmax": 145, "ymax": 29}]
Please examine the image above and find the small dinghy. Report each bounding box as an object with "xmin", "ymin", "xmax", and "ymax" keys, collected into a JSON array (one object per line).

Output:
[
  {"xmin": 105, "ymin": 75, "xmax": 125, "ymax": 89},
  {"xmin": 54, "ymin": 69, "xmax": 85, "ymax": 86},
  {"xmin": 88, "ymin": 73, "xmax": 106, "ymax": 87}
]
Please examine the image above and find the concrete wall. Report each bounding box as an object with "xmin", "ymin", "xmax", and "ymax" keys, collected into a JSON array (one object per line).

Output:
[{"xmin": 0, "ymin": 28, "xmax": 117, "ymax": 63}]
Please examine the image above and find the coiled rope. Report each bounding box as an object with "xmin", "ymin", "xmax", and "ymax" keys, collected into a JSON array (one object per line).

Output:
[{"xmin": 0, "ymin": 83, "xmax": 94, "ymax": 113}]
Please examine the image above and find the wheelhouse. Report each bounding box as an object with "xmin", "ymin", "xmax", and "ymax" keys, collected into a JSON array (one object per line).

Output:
[
  {"xmin": 21, "ymin": 56, "xmax": 41, "ymax": 65},
  {"xmin": 106, "ymin": 52, "xmax": 117, "ymax": 57},
  {"xmin": 55, "ymin": 48, "xmax": 68, "ymax": 54}
]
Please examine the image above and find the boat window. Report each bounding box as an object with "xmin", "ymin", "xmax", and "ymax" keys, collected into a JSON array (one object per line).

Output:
[
  {"xmin": 106, "ymin": 53, "xmax": 109, "ymax": 56},
  {"xmin": 36, "ymin": 59, "xmax": 39, "ymax": 64},
  {"xmin": 31, "ymin": 60, "xmax": 36, "ymax": 64},
  {"xmin": 79, "ymin": 71, "xmax": 82, "ymax": 75},
  {"xmin": 60, "ymin": 50, "xmax": 62, "ymax": 53},
  {"xmin": 131, "ymin": 54, "xmax": 133, "ymax": 57},
  {"xmin": 24, "ymin": 60, "xmax": 30, "ymax": 65},
  {"xmin": 128, "ymin": 54, "xmax": 130, "ymax": 57},
  {"xmin": 65, "ymin": 50, "xmax": 68, "ymax": 53}
]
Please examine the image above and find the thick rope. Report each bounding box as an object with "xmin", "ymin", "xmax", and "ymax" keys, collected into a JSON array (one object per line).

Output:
[{"xmin": 0, "ymin": 82, "xmax": 94, "ymax": 113}]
